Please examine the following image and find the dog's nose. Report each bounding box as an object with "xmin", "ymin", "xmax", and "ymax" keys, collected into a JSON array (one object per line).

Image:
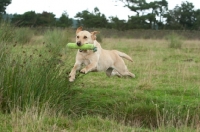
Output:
[{"xmin": 77, "ymin": 41, "xmax": 81, "ymax": 46}]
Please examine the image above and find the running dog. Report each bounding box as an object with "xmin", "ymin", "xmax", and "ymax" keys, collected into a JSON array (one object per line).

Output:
[{"xmin": 69, "ymin": 27, "xmax": 135, "ymax": 82}]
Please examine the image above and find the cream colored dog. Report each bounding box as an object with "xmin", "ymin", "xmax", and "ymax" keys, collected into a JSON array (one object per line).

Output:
[{"xmin": 69, "ymin": 27, "xmax": 135, "ymax": 82}]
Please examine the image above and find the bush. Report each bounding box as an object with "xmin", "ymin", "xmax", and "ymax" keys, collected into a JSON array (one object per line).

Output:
[{"xmin": 166, "ymin": 33, "xmax": 183, "ymax": 49}]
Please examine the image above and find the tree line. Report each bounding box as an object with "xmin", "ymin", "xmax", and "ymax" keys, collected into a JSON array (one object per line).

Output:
[
  {"xmin": 1, "ymin": 0, "xmax": 200, "ymax": 30},
  {"xmin": 7, "ymin": 11, "xmax": 73, "ymax": 27}
]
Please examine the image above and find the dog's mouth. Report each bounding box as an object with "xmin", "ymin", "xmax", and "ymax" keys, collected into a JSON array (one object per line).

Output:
[
  {"xmin": 76, "ymin": 41, "xmax": 81, "ymax": 46},
  {"xmin": 78, "ymin": 43, "xmax": 88, "ymax": 52},
  {"xmin": 76, "ymin": 42, "xmax": 89, "ymax": 47}
]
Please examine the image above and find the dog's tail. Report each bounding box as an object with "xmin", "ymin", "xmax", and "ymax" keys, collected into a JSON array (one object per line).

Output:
[{"xmin": 114, "ymin": 50, "xmax": 133, "ymax": 62}]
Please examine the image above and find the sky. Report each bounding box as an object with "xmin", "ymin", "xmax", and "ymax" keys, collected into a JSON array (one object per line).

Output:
[{"xmin": 5, "ymin": 0, "xmax": 200, "ymax": 20}]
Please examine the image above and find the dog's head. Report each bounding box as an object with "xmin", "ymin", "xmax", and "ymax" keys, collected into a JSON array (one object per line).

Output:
[{"xmin": 76, "ymin": 26, "xmax": 99, "ymax": 46}]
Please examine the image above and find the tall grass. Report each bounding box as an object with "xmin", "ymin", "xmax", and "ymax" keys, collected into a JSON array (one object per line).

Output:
[
  {"xmin": 0, "ymin": 24, "xmax": 75, "ymax": 112},
  {"xmin": 43, "ymin": 29, "xmax": 74, "ymax": 61},
  {"xmin": 14, "ymin": 27, "xmax": 35, "ymax": 44},
  {"xmin": 0, "ymin": 106, "xmax": 137, "ymax": 132},
  {"xmin": 0, "ymin": 43, "xmax": 72, "ymax": 112},
  {"xmin": 166, "ymin": 33, "xmax": 183, "ymax": 49},
  {"xmin": 0, "ymin": 22, "xmax": 15, "ymax": 42},
  {"xmin": 0, "ymin": 22, "xmax": 36, "ymax": 44}
]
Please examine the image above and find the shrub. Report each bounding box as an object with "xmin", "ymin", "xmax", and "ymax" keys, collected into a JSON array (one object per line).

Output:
[{"xmin": 166, "ymin": 33, "xmax": 183, "ymax": 49}]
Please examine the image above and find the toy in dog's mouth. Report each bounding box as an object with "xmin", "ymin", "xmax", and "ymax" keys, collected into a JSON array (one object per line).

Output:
[
  {"xmin": 67, "ymin": 43, "xmax": 97, "ymax": 52},
  {"xmin": 77, "ymin": 43, "xmax": 88, "ymax": 47}
]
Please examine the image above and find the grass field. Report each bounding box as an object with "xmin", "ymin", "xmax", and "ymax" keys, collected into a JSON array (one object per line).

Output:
[{"xmin": 0, "ymin": 23, "xmax": 200, "ymax": 131}]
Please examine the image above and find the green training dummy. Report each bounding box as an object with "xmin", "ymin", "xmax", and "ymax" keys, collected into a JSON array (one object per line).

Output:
[{"xmin": 67, "ymin": 43, "xmax": 97, "ymax": 52}]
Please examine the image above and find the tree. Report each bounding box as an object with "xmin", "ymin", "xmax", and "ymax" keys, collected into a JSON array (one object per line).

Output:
[
  {"xmin": 164, "ymin": 5, "xmax": 182, "ymax": 29},
  {"xmin": 11, "ymin": 11, "xmax": 37, "ymax": 27},
  {"xmin": 179, "ymin": 1, "xmax": 195, "ymax": 29},
  {"xmin": 0, "ymin": 0, "xmax": 11, "ymax": 14},
  {"xmin": 11, "ymin": 14, "xmax": 23, "ymax": 25},
  {"xmin": 164, "ymin": 1, "xmax": 196, "ymax": 30},
  {"xmin": 109, "ymin": 16, "xmax": 127, "ymax": 30},
  {"xmin": 36, "ymin": 11, "xmax": 56, "ymax": 27},
  {"xmin": 127, "ymin": 15, "xmax": 151, "ymax": 29},
  {"xmin": 22, "ymin": 11, "xmax": 37, "ymax": 26},
  {"xmin": 75, "ymin": 7, "xmax": 108, "ymax": 28},
  {"xmin": 56, "ymin": 12, "xmax": 73, "ymax": 27},
  {"xmin": 193, "ymin": 9, "xmax": 200, "ymax": 30},
  {"xmin": 119, "ymin": 0, "xmax": 168, "ymax": 29},
  {"xmin": 11, "ymin": 11, "xmax": 56, "ymax": 27},
  {"xmin": 0, "ymin": 0, "xmax": 11, "ymax": 19}
]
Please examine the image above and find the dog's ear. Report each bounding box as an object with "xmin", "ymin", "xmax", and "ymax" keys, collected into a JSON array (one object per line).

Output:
[
  {"xmin": 91, "ymin": 31, "xmax": 99, "ymax": 40},
  {"xmin": 76, "ymin": 26, "xmax": 83, "ymax": 34},
  {"xmin": 91, "ymin": 31, "xmax": 99, "ymax": 35}
]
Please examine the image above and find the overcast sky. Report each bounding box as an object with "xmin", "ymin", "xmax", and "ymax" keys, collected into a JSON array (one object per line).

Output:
[{"xmin": 6, "ymin": 0, "xmax": 200, "ymax": 20}]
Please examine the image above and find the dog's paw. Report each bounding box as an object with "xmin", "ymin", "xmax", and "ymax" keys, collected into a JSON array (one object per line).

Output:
[
  {"xmin": 69, "ymin": 74, "xmax": 75, "ymax": 82},
  {"xmin": 68, "ymin": 72, "xmax": 74, "ymax": 78},
  {"xmin": 80, "ymin": 68, "xmax": 87, "ymax": 74},
  {"xmin": 69, "ymin": 77, "xmax": 75, "ymax": 82}
]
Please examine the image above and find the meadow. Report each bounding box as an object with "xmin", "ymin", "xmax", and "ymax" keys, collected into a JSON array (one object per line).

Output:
[{"xmin": 0, "ymin": 22, "xmax": 200, "ymax": 131}]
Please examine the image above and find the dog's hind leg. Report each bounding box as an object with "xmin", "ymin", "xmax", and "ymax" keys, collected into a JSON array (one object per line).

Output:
[
  {"xmin": 106, "ymin": 67, "xmax": 113, "ymax": 77},
  {"xmin": 111, "ymin": 69, "xmax": 122, "ymax": 77},
  {"xmin": 118, "ymin": 70, "xmax": 135, "ymax": 78},
  {"xmin": 106, "ymin": 68, "xmax": 121, "ymax": 77},
  {"xmin": 113, "ymin": 58, "xmax": 135, "ymax": 78}
]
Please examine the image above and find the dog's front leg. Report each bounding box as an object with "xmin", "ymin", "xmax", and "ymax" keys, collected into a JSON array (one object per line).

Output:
[
  {"xmin": 69, "ymin": 62, "xmax": 81, "ymax": 82},
  {"xmin": 80, "ymin": 62, "xmax": 97, "ymax": 74}
]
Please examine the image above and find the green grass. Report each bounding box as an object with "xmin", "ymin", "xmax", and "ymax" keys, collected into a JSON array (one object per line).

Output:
[
  {"xmin": 166, "ymin": 33, "xmax": 183, "ymax": 49},
  {"xmin": 0, "ymin": 23, "xmax": 200, "ymax": 131},
  {"xmin": 14, "ymin": 27, "xmax": 35, "ymax": 44},
  {"xmin": 0, "ymin": 106, "xmax": 139, "ymax": 132},
  {"xmin": 0, "ymin": 21, "xmax": 15, "ymax": 42}
]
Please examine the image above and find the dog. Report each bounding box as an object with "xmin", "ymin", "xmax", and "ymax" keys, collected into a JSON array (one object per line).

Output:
[{"xmin": 69, "ymin": 27, "xmax": 135, "ymax": 82}]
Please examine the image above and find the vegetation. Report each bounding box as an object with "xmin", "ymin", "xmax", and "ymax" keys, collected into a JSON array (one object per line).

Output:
[
  {"xmin": 166, "ymin": 33, "xmax": 183, "ymax": 49},
  {"xmin": 120, "ymin": 0, "xmax": 168, "ymax": 29},
  {"xmin": 11, "ymin": 11, "xmax": 58, "ymax": 27},
  {"xmin": 0, "ymin": 1, "xmax": 199, "ymax": 131},
  {"xmin": 164, "ymin": 1, "xmax": 199, "ymax": 30},
  {"xmin": 0, "ymin": 22, "xmax": 200, "ymax": 131},
  {"xmin": 75, "ymin": 7, "xmax": 108, "ymax": 28},
  {"xmin": 0, "ymin": 0, "xmax": 11, "ymax": 16},
  {"xmin": 56, "ymin": 12, "xmax": 73, "ymax": 28},
  {"xmin": 1, "ymin": 0, "xmax": 200, "ymax": 30}
]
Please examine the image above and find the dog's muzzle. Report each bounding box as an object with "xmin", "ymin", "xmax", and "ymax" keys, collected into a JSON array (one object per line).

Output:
[{"xmin": 77, "ymin": 41, "xmax": 81, "ymax": 46}]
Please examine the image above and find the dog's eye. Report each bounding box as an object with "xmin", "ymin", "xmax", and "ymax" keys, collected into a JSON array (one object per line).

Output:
[
  {"xmin": 84, "ymin": 36, "xmax": 87, "ymax": 39},
  {"xmin": 77, "ymin": 36, "xmax": 79, "ymax": 38}
]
